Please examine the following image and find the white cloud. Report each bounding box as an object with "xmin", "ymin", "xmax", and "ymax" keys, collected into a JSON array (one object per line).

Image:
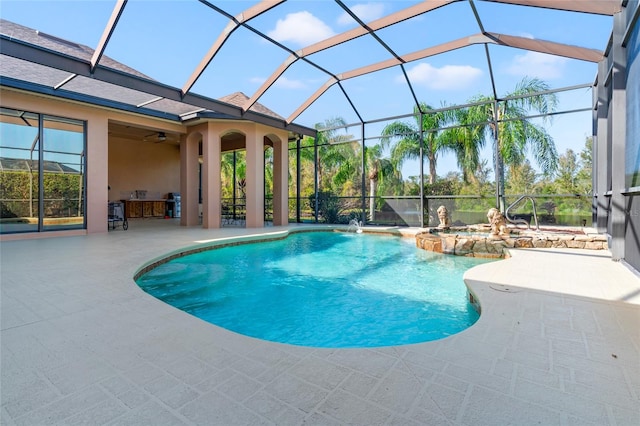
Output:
[
  {"xmin": 274, "ymin": 76, "xmax": 306, "ymax": 89},
  {"xmin": 506, "ymin": 51, "xmax": 568, "ymax": 79},
  {"xmin": 400, "ymin": 63, "xmax": 483, "ymax": 90},
  {"xmin": 267, "ymin": 11, "xmax": 335, "ymax": 46},
  {"xmin": 337, "ymin": 3, "xmax": 386, "ymax": 25}
]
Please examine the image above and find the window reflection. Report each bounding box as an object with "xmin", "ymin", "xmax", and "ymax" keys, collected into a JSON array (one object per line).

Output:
[
  {"xmin": 0, "ymin": 108, "xmax": 86, "ymax": 233},
  {"xmin": 42, "ymin": 115, "xmax": 85, "ymax": 230}
]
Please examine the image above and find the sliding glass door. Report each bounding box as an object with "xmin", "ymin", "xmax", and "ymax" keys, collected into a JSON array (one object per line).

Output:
[
  {"xmin": 0, "ymin": 107, "xmax": 86, "ymax": 234},
  {"xmin": 42, "ymin": 115, "xmax": 85, "ymax": 230}
]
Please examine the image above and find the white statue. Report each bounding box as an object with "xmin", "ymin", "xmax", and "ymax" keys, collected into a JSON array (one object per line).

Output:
[
  {"xmin": 487, "ymin": 207, "xmax": 509, "ymax": 236},
  {"xmin": 437, "ymin": 205, "xmax": 451, "ymax": 229}
]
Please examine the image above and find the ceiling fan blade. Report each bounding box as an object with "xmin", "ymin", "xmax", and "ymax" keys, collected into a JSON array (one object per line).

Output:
[{"xmin": 142, "ymin": 131, "xmax": 168, "ymax": 143}]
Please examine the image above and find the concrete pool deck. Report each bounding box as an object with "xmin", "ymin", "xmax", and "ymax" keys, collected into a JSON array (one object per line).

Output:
[{"xmin": 1, "ymin": 220, "xmax": 639, "ymax": 425}]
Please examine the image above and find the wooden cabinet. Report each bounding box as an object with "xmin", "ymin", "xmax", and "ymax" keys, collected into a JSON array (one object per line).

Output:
[
  {"xmin": 153, "ymin": 201, "xmax": 166, "ymax": 217},
  {"xmin": 142, "ymin": 202, "xmax": 153, "ymax": 217},
  {"xmin": 126, "ymin": 200, "xmax": 142, "ymax": 218},
  {"xmin": 124, "ymin": 200, "xmax": 166, "ymax": 218}
]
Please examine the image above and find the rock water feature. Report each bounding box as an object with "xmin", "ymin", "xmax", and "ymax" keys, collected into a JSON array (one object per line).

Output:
[{"xmin": 416, "ymin": 207, "xmax": 608, "ymax": 258}]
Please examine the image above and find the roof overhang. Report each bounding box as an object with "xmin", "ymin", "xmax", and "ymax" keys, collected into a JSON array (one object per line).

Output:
[{"xmin": 0, "ymin": 34, "xmax": 317, "ymax": 138}]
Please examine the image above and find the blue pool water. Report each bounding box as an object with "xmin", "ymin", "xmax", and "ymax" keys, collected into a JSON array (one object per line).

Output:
[{"xmin": 136, "ymin": 232, "xmax": 493, "ymax": 348}]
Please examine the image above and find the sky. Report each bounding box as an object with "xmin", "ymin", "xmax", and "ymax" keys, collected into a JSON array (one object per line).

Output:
[{"xmin": 0, "ymin": 0, "xmax": 614, "ymax": 179}]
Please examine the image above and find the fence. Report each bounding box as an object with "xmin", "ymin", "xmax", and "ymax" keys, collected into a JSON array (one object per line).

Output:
[{"xmin": 288, "ymin": 194, "xmax": 592, "ymax": 227}]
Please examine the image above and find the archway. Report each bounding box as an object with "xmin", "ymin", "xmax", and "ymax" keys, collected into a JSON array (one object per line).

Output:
[
  {"xmin": 221, "ymin": 131, "xmax": 247, "ymax": 226},
  {"xmin": 218, "ymin": 132, "xmax": 283, "ymax": 227},
  {"xmin": 183, "ymin": 122, "xmax": 288, "ymax": 229}
]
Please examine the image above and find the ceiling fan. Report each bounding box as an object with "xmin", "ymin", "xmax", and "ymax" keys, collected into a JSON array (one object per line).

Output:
[{"xmin": 143, "ymin": 131, "xmax": 169, "ymax": 143}]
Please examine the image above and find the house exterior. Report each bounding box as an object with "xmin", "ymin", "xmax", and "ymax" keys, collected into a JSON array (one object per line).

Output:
[{"xmin": 0, "ymin": 19, "xmax": 315, "ymax": 240}]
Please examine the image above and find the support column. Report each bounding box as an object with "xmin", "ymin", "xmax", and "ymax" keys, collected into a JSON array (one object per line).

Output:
[
  {"xmin": 86, "ymin": 114, "xmax": 108, "ymax": 234},
  {"xmin": 361, "ymin": 123, "xmax": 367, "ymax": 224},
  {"xmin": 296, "ymin": 136, "xmax": 301, "ymax": 223},
  {"xmin": 610, "ymin": 11, "xmax": 627, "ymax": 260},
  {"xmin": 419, "ymin": 114, "xmax": 424, "ymax": 228},
  {"xmin": 202, "ymin": 123, "xmax": 221, "ymax": 228},
  {"xmin": 273, "ymin": 136, "xmax": 288, "ymax": 226},
  {"xmin": 180, "ymin": 132, "xmax": 200, "ymax": 226},
  {"xmin": 595, "ymin": 59, "xmax": 610, "ymax": 233},
  {"xmin": 245, "ymin": 132, "xmax": 265, "ymax": 228}
]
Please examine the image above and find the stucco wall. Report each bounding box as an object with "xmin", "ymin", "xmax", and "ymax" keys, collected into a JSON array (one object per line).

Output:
[{"xmin": 108, "ymin": 137, "xmax": 180, "ymax": 202}]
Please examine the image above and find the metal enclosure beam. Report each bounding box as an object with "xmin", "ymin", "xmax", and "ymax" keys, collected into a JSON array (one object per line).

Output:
[
  {"xmin": 594, "ymin": 60, "xmax": 610, "ymax": 233},
  {"xmin": 609, "ymin": 11, "xmax": 627, "ymax": 260},
  {"xmin": 484, "ymin": 32, "xmax": 604, "ymax": 62},
  {"xmin": 485, "ymin": 0, "xmax": 621, "ymax": 15},
  {"xmin": 90, "ymin": 0, "xmax": 127, "ymax": 73},
  {"xmin": 182, "ymin": 0, "xmax": 285, "ymax": 96},
  {"xmin": 247, "ymin": 0, "xmax": 455, "ymax": 121},
  {"xmin": 286, "ymin": 31, "xmax": 602, "ymax": 123}
]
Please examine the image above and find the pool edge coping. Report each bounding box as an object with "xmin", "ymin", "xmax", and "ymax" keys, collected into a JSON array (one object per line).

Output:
[{"xmin": 133, "ymin": 225, "xmax": 423, "ymax": 281}]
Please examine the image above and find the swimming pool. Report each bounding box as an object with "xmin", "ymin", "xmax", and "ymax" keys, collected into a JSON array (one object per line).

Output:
[{"xmin": 136, "ymin": 231, "xmax": 494, "ymax": 348}]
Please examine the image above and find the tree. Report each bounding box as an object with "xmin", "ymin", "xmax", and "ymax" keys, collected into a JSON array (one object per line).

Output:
[
  {"xmin": 381, "ymin": 103, "xmax": 454, "ymax": 185},
  {"xmin": 291, "ymin": 137, "xmax": 316, "ymax": 198},
  {"xmin": 444, "ymin": 106, "xmax": 486, "ymax": 183},
  {"xmin": 315, "ymin": 117, "xmax": 351, "ymax": 191},
  {"xmin": 364, "ymin": 144, "xmax": 399, "ymax": 221},
  {"xmin": 555, "ymin": 149, "xmax": 580, "ymax": 195},
  {"xmin": 555, "ymin": 138, "xmax": 593, "ymax": 197},
  {"xmin": 220, "ymin": 151, "xmax": 244, "ymax": 200},
  {"xmin": 468, "ymin": 159, "xmax": 493, "ymax": 195},
  {"xmin": 322, "ymin": 141, "xmax": 359, "ymax": 195},
  {"xmin": 505, "ymin": 160, "xmax": 538, "ymax": 195},
  {"xmin": 220, "ymin": 152, "xmax": 233, "ymax": 199},
  {"xmin": 576, "ymin": 136, "xmax": 593, "ymax": 195},
  {"xmin": 548, "ymin": 144, "xmax": 594, "ymax": 217},
  {"xmin": 463, "ymin": 77, "xmax": 559, "ymax": 209},
  {"xmin": 264, "ymin": 147, "xmax": 274, "ymax": 198}
]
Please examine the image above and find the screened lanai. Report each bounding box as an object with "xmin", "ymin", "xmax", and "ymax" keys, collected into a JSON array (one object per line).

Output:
[{"xmin": 1, "ymin": 0, "xmax": 639, "ymax": 270}]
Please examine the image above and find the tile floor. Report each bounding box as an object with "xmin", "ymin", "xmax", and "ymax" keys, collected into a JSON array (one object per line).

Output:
[{"xmin": 1, "ymin": 220, "xmax": 639, "ymax": 425}]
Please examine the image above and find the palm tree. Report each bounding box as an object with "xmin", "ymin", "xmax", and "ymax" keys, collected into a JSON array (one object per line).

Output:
[
  {"xmin": 321, "ymin": 141, "xmax": 358, "ymax": 195},
  {"xmin": 315, "ymin": 117, "xmax": 350, "ymax": 191},
  {"xmin": 444, "ymin": 106, "xmax": 486, "ymax": 184},
  {"xmin": 381, "ymin": 102, "xmax": 455, "ymax": 185},
  {"xmin": 290, "ymin": 136, "xmax": 317, "ymax": 198},
  {"xmin": 462, "ymin": 77, "xmax": 559, "ymax": 209},
  {"xmin": 314, "ymin": 119, "xmax": 407, "ymax": 221},
  {"xmin": 264, "ymin": 146, "xmax": 274, "ymax": 196},
  {"xmin": 364, "ymin": 144, "xmax": 399, "ymax": 221},
  {"xmin": 220, "ymin": 151, "xmax": 238, "ymax": 199}
]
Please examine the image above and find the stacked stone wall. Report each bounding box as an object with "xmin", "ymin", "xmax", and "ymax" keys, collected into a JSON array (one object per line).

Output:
[{"xmin": 415, "ymin": 230, "xmax": 608, "ymax": 258}]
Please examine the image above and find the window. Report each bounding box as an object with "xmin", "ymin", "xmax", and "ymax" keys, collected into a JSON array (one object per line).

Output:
[{"xmin": 0, "ymin": 108, "xmax": 86, "ymax": 233}]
